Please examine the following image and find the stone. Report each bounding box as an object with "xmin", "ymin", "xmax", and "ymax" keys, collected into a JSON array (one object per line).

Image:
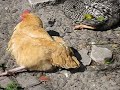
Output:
[
  {"xmin": 28, "ymin": 0, "xmax": 55, "ymax": 5},
  {"xmin": 90, "ymin": 45, "xmax": 112, "ymax": 63},
  {"xmin": 79, "ymin": 49, "xmax": 91, "ymax": 66}
]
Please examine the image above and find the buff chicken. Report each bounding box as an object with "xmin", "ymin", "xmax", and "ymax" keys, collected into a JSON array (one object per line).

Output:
[{"xmin": 0, "ymin": 10, "xmax": 80, "ymax": 76}]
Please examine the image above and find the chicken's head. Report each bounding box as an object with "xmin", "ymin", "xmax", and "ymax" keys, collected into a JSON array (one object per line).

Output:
[
  {"xmin": 20, "ymin": 9, "xmax": 31, "ymax": 20},
  {"xmin": 19, "ymin": 10, "xmax": 43, "ymax": 28}
]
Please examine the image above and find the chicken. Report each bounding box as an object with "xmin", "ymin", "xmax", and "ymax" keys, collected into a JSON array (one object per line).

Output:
[
  {"xmin": 0, "ymin": 10, "xmax": 80, "ymax": 76},
  {"xmin": 61, "ymin": 0, "xmax": 120, "ymax": 30}
]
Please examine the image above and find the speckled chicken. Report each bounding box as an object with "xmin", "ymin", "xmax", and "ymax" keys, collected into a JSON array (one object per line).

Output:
[
  {"xmin": 0, "ymin": 10, "xmax": 80, "ymax": 76},
  {"xmin": 61, "ymin": 0, "xmax": 120, "ymax": 30}
]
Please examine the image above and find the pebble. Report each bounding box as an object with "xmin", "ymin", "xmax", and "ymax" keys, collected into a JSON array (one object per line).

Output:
[
  {"xmin": 5, "ymin": 7, "xmax": 8, "ymax": 10},
  {"xmin": 61, "ymin": 70, "xmax": 71, "ymax": 78}
]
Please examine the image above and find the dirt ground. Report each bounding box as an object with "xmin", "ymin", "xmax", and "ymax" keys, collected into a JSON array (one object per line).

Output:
[{"xmin": 0, "ymin": 0, "xmax": 120, "ymax": 90}]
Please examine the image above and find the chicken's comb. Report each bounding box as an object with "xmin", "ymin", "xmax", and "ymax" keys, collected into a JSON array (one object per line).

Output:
[
  {"xmin": 22, "ymin": 9, "xmax": 31, "ymax": 14},
  {"xmin": 20, "ymin": 9, "xmax": 31, "ymax": 20}
]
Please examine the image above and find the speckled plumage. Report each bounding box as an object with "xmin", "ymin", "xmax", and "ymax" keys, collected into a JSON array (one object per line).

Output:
[{"xmin": 61, "ymin": 0, "xmax": 120, "ymax": 30}]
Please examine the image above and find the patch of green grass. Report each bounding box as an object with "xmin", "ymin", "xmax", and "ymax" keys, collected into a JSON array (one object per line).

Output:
[
  {"xmin": 5, "ymin": 82, "xmax": 18, "ymax": 90},
  {"xmin": 5, "ymin": 81, "xmax": 22, "ymax": 90}
]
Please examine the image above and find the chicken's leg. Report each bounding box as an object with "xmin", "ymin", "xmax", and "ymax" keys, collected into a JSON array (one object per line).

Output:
[
  {"xmin": 74, "ymin": 24, "xmax": 95, "ymax": 30},
  {"xmin": 0, "ymin": 66, "xmax": 25, "ymax": 76}
]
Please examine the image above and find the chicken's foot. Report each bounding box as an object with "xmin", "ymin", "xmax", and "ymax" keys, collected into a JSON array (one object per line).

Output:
[{"xmin": 74, "ymin": 24, "xmax": 95, "ymax": 30}]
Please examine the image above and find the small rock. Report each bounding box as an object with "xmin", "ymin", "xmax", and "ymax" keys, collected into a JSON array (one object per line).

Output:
[
  {"xmin": 61, "ymin": 70, "xmax": 71, "ymax": 78},
  {"xmin": 79, "ymin": 49, "xmax": 91, "ymax": 66},
  {"xmin": 28, "ymin": 0, "xmax": 55, "ymax": 5},
  {"xmin": 90, "ymin": 45, "xmax": 112, "ymax": 63},
  {"xmin": 5, "ymin": 7, "xmax": 8, "ymax": 10}
]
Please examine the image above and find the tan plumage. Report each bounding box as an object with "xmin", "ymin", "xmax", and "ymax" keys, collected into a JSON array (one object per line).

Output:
[{"xmin": 0, "ymin": 11, "xmax": 80, "ymax": 76}]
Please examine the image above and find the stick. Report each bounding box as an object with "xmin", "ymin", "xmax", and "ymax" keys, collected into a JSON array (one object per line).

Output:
[{"xmin": 0, "ymin": 66, "xmax": 25, "ymax": 76}]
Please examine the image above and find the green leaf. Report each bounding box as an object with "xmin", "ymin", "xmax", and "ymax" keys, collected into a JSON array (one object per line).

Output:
[
  {"xmin": 84, "ymin": 14, "xmax": 94, "ymax": 20},
  {"xmin": 96, "ymin": 16, "xmax": 105, "ymax": 22},
  {"xmin": 104, "ymin": 58, "xmax": 113, "ymax": 64}
]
